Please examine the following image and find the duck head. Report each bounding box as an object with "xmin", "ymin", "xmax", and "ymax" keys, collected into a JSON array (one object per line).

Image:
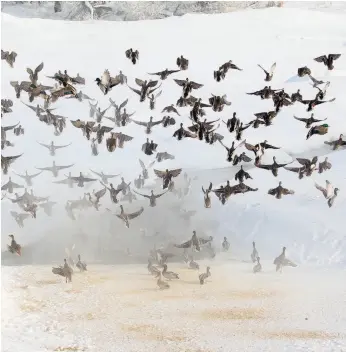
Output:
[
  {"xmin": 95, "ymin": 78, "xmax": 101, "ymax": 84},
  {"xmin": 322, "ymin": 124, "xmax": 329, "ymax": 128},
  {"xmin": 224, "ymin": 237, "xmax": 227, "ymax": 241},
  {"xmin": 78, "ymin": 254, "xmax": 81, "ymax": 260},
  {"xmin": 233, "ymin": 112, "xmax": 236, "ymax": 117},
  {"xmin": 150, "ymin": 190, "xmax": 154, "ymax": 195},
  {"xmin": 119, "ymin": 205, "xmax": 124, "ymax": 211},
  {"xmin": 282, "ymin": 247, "xmax": 286, "ymax": 253},
  {"xmin": 9, "ymin": 234, "xmax": 14, "ymax": 239},
  {"xmin": 334, "ymin": 188, "xmax": 339, "ymax": 195},
  {"xmin": 279, "ymin": 181, "xmax": 282, "ymax": 186},
  {"xmin": 252, "ymin": 241, "xmax": 255, "ymax": 247},
  {"xmin": 180, "ymin": 123, "xmax": 183, "ymax": 127}
]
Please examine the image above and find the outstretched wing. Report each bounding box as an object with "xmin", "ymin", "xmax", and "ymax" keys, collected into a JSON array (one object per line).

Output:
[
  {"xmin": 154, "ymin": 169, "xmax": 166, "ymax": 178},
  {"xmin": 128, "ymin": 207, "xmax": 144, "ymax": 220},
  {"xmin": 270, "ymin": 62, "xmax": 276, "ymax": 75},
  {"xmin": 168, "ymin": 168, "xmax": 182, "ymax": 178},
  {"xmin": 139, "ymin": 159, "xmax": 145, "ymax": 170},
  {"xmin": 314, "ymin": 55, "xmax": 327, "ymax": 64},
  {"xmin": 55, "ymin": 143, "xmax": 72, "ymax": 149}
]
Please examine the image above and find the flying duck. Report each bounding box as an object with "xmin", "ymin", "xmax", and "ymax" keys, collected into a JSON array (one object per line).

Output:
[
  {"xmin": 297, "ymin": 66, "xmax": 311, "ymax": 77},
  {"xmin": 293, "ymin": 113, "xmax": 327, "ymax": 129},
  {"xmin": 36, "ymin": 161, "xmax": 74, "ymax": 178},
  {"xmin": 174, "ymin": 78, "xmax": 203, "ymax": 98},
  {"xmin": 176, "ymin": 55, "xmax": 189, "ymax": 70},
  {"xmin": 234, "ymin": 165, "xmax": 253, "ymax": 183},
  {"xmin": 1, "ymin": 177, "xmax": 24, "ymax": 194},
  {"xmin": 201, "ymin": 182, "xmax": 213, "ymax": 208},
  {"xmin": 256, "ymin": 156, "xmax": 291, "ymax": 177},
  {"xmin": 156, "ymin": 151, "xmax": 175, "ymax": 162},
  {"xmin": 318, "ymin": 157, "xmax": 332, "ymax": 174},
  {"xmin": 258, "ymin": 62, "xmax": 276, "ymax": 81},
  {"xmin": 149, "ymin": 68, "xmax": 180, "ymax": 80},
  {"xmin": 314, "ymin": 54, "xmax": 341, "ymax": 70},
  {"xmin": 106, "ymin": 132, "xmax": 133, "ymax": 152},
  {"xmin": 38, "ymin": 201, "xmax": 57, "ymax": 216},
  {"xmin": 10, "ymin": 211, "xmax": 30, "ymax": 228},
  {"xmin": 1, "ymin": 50, "xmax": 17, "ymax": 67},
  {"xmin": 125, "ymin": 48, "xmax": 139, "ymax": 64},
  {"xmin": 296, "ymin": 156, "xmax": 318, "ymax": 176},
  {"xmin": 306, "ymin": 124, "xmax": 329, "ymax": 140},
  {"xmin": 129, "ymin": 79, "xmax": 160, "ymax": 102},
  {"xmin": 291, "ymin": 89, "xmax": 303, "ymax": 103},
  {"xmin": 274, "ymin": 247, "xmax": 297, "ymax": 273},
  {"xmin": 8, "ymin": 234, "xmax": 21, "ymax": 255},
  {"xmin": 268, "ymin": 181, "xmax": 295, "ymax": 199},
  {"xmin": 324, "ymin": 134, "xmax": 346, "ymax": 150},
  {"xmin": 284, "ymin": 165, "xmax": 306, "ymax": 179},
  {"xmin": 37, "ymin": 141, "xmax": 71, "ymax": 156},
  {"xmin": 111, "ymin": 205, "xmax": 144, "ymax": 228},
  {"xmin": 1, "ymin": 153, "xmax": 23, "ymax": 175},
  {"xmin": 232, "ymin": 152, "xmax": 252, "ymax": 166},
  {"xmin": 299, "ymin": 97, "xmax": 336, "ymax": 112},
  {"xmin": 218, "ymin": 139, "xmax": 245, "ymax": 163},
  {"xmin": 154, "ymin": 168, "xmax": 182, "ymax": 189},
  {"xmin": 133, "ymin": 189, "xmax": 168, "ymax": 207},
  {"xmin": 315, "ymin": 180, "xmax": 339, "ymax": 208},
  {"xmin": 132, "ymin": 116, "xmax": 163, "ymax": 134},
  {"xmin": 95, "ymin": 69, "xmax": 120, "ymax": 95}
]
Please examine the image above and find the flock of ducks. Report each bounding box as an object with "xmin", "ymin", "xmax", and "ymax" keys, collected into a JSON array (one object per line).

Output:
[{"xmin": 2, "ymin": 42, "xmax": 345, "ymax": 287}]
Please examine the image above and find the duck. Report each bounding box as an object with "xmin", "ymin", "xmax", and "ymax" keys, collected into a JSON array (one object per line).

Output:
[
  {"xmin": 149, "ymin": 68, "xmax": 180, "ymax": 80},
  {"xmin": 129, "ymin": 78, "xmax": 160, "ymax": 102},
  {"xmin": 296, "ymin": 156, "xmax": 318, "ymax": 176},
  {"xmin": 156, "ymin": 151, "xmax": 175, "ymax": 162},
  {"xmin": 89, "ymin": 170, "xmax": 120, "ymax": 184},
  {"xmin": 71, "ymin": 172, "xmax": 97, "ymax": 187},
  {"xmin": 125, "ymin": 48, "xmax": 139, "ymax": 64},
  {"xmin": 258, "ymin": 62, "xmax": 276, "ymax": 81},
  {"xmin": 234, "ymin": 165, "xmax": 253, "ymax": 183},
  {"xmin": 95, "ymin": 69, "xmax": 120, "ymax": 95},
  {"xmin": 293, "ymin": 113, "xmax": 327, "ymax": 129},
  {"xmin": 52, "ymin": 259, "xmax": 72, "ymax": 283},
  {"xmin": 253, "ymin": 257, "xmax": 262, "ymax": 273},
  {"xmin": 284, "ymin": 166, "xmax": 306, "ymax": 179},
  {"xmin": 251, "ymin": 242, "xmax": 259, "ymax": 263},
  {"xmin": 174, "ymin": 78, "xmax": 203, "ymax": 98},
  {"xmin": 274, "ymin": 247, "xmax": 297, "ymax": 273},
  {"xmin": 2, "ymin": 153, "xmax": 23, "ymax": 175},
  {"xmin": 290, "ymin": 89, "xmax": 303, "ymax": 102},
  {"xmin": 199, "ymin": 267, "xmax": 211, "ymax": 285},
  {"xmin": 318, "ymin": 157, "xmax": 332, "ymax": 174},
  {"xmin": 315, "ymin": 180, "xmax": 339, "ymax": 208},
  {"xmin": 162, "ymin": 104, "xmax": 180, "ymax": 116},
  {"xmin": 154, "ymin": 168, "xmax": 182, "ymax": 190},
  {"xmin": 202, "ymin": 182, "xmax": 213, "ymax": 208},
  {"xmin": 222, "ymin": 237, "xmax": 230, "ymax": 252},
  {"xmin": 112, "ymin": 205, "xmax": 144, "ymax": 228},
  {"xmin": 173, "ymin": 123, "xmax": 196, "ymax": 140},
  {"xmin": 175, "ymin": 230, "xmax": 201, "ymax": 252},
  {"xmin": 300, "ymin": 97, "xmax": 336, "ymax": 112},
  {"xmin": 162, "ymin": 264, "xmax": 179, "ymax": 280},
  {"xmin": 36, "ymin": 161, "xmax": 74, "ymax": 178},
  {"xmin": 157, "ymin": 273, "xmax": 170, "ymax": 290},
  {"xmin": 7, "ymin": 234, "xmax": 21, "ymax": 255},
  {"xmin": 10, "ymin": 211, "xmax": 30, "ymax": 228},
  {"xmin": 1, "ymin": 50, "xmax": 17, "ymax": 67},
  {"xmin": 324, "ymin": 134, "xmax": 346, "ymax": 150},
  {"xmin": 76, "ymin": 254, "xmax": 87, "ymax": 272},
  {"xmin": 314, "ymin": 54, "xmax": 341, "ymax": 70},
  {"xmin": 297, "ymin": 66, "xmax": 311, "ymax": 77},
  {"xmin": 1, "ymin": 177, "xmax": 24, "ymax": 194},
  {"xmin": 37, "ymin": 141, "xmax": 71, "ymax": 156},
  {"xmin": 188, "ymin": 256, "xmax": 199, "ymax": 270},
  {"xmin": 148, "ymin": 90, "xmax": 162, "ymax": 110},
  {"xmin": 132, "ymin": 116, "xmax": 163, "ymax": 134},
  {"xmin": 133, "ymin": 189, "xmax": 167, "ymax": 207},
  {"xmin": 176, "ymin": 55, "xmax": 189, "ymax": 70},
  {"xmin": 268, "ymin": 181, "xmax": 295, "ymax": 199},
  {"xmin": 148, "ymin": 259, "xmax": 160, "ymax": 277},
  {"xmin": 38, "ymin": 201, "xmax": 57, "ymax": 216},
  {"xmin": 256, "ymin": 156, "xmax": 291, "ymax": 177},
  {"xmin": 306, "ymin": 124, "xmax": 329, "ymax": 140}
]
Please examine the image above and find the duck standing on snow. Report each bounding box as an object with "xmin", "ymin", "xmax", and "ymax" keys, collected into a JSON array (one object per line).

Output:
[
  {"xmin": 253, "ymin": 257, "xmax": 262, "ymax": 273},
  {"xmin": 148, "ymin": 259, "xmax": 160, "ymax": 277},
  {"xmin": 222, "ymin": 237, "xmax": 230, "ymax": 252},
  {"xmin": 188, "ymin": 256, "xmax": 199, "ymax": 270},
  {"xmin": 315, "ymin": 180, "xmax": 339, "ymax": 208},
  {"xmin": 7, "ymin": 234, "xmax": 21, "ymax": 255},
  {"xmin": 306, "ymin": 124, "xmax": 329, "ymax": 140},
  {"xmin": 76, "ymin": 254, "xmax": 87, "ymax": 272},
  {"xmin": 199, "ymin": 266, "xmax": 211, "ymax": 285},
  {"xmin": 274, "ymin": 247, "xmax": 297, "ymax": 273}
]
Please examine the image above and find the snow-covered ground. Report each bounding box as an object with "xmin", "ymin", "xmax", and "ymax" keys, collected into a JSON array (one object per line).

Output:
[{"xmin": 1, "ymin": 5, "xmax": 346, "ymax": 352}]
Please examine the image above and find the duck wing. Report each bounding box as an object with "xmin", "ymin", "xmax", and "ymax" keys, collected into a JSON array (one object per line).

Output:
[
  {"xmin": 296, "ymin": 158, "xmax": 311, "ymax": 167},
  {"xmin": 314, "ymin": 55, "xmax": 327, "ymax": 64},
  {"xmin": 256, "ymin": 163, "xmax": 272, "ymax": 171},
  {"xmin": 128, "ymin": 207, "xmax": 144, "ymax": 220},
  {"xmin": 168, "ymin": 168, "xmax": 182, "ymax": 178},
  {"xmin": 55, "ymin": 143, "xmax": 72, "ymax": 149},
  {"xmin": 174, "ymin": 79, "xmax": 186, "ymax": 87},
  {"xmin": 257, "ymin": 64, "xmax": 269, "ymax": 75},
  {"xmin": 56, "ymin": 164, "xmax": 74, "ymax": 170},
  {"xmin": 270, "ymin": 62, "xmax": 276, "ymax": 75},
  {"xmin": 94, "ymin": 187, "xmax": 107, "ymax": 199},
  {"xmin": 261, "ymin": 142, "xmax": 280, "ymax": 150},
  {"xmin": 128, "ymin": 86, "xmax": 141, "ymax": 96},
  {"xmin": 282, "ymin": 187, "xmax": 295, "ymax": 195},
  {"xmin": 315, "ymin": 182, "xmax": 328, "ymax": 198},
  {"xmin": 293, "ymin": 115, "xmax": 308, "ymax": 123}
]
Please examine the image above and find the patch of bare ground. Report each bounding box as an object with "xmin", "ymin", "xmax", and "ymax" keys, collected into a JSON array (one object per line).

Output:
[
  {"xmin": 53, "ymin": 347, "xmax": 86, "ymax": 351},
  {"xmin": 201, "ymin": 307, "xmax": 265, "ymax": 320},
  {"xmin": 264, "ymin": 330, "xmax": 344, "ymax": 340},
  {"xmin": 20, "ymin": 299, "xmax": 46, "ymax": 312},
  {"xmin": 121, "ymin": 323, "xmax": 186, "ymax": 342},
  {"xmin": 225, "ymin": 289, "xmax": 279, "ymax": 300}
]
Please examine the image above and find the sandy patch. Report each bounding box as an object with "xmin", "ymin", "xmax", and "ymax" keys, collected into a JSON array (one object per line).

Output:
[
  {"xmin": 264, "ymin": 330, "xmax": 344, "ymax": 340},
  {"xmin": 53, "ymin": 347, "xmax": 86, "ymax": 351},
  {"xmin": 36, "ymin": 279, "xmax": 59, "ymax": 286},
  {"xmin": 20, "ymin": 299, "xmax": 46, "ymax": 312},
  {"xmin": 225, "ymin": 289, "xmax": 279, "ymax": 300},
  {"xmin": 201, "ymin": 307, "xmax": 265, "ymax": 320},
  {"xmin": 121, "ymin": 323, "xmax": 186, "ymax": 342}
]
